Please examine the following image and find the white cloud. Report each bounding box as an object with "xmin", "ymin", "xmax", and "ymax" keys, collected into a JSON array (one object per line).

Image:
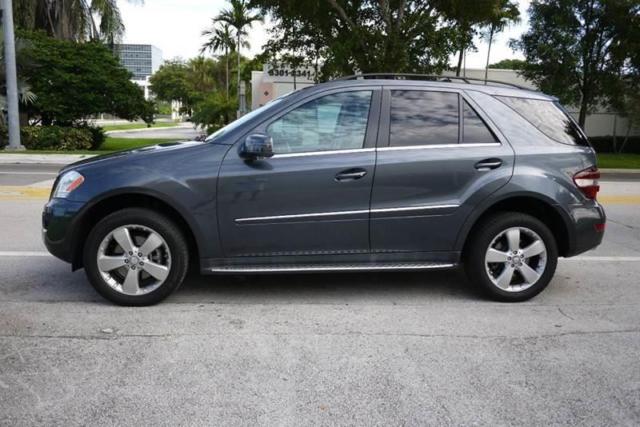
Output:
[{"xmin": 118, "ymin": 0, "xmax": 530, "ymax": 69}]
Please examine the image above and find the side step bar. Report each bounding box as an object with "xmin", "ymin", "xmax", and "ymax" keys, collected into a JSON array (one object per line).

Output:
[{"xmin": 206, "ymin": 262, "xmax": 456, "ymax": 274}]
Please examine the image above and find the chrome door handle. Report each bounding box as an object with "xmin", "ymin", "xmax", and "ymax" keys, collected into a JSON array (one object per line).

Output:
[
  {"xmin": 335, "ymin": 169, "xmax": 367, "ymax": 181},
  {"xmin": 475, "ymin": 158, "xmax": 502, "ymax": 171}
]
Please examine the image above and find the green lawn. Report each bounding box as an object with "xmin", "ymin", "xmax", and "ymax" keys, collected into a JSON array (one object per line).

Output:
[
  {"xmin": 102, "ymin": 122, "xmax": 178, "ymax": 132},
  {"xmin": 1, "ymin": 137, "xmax": 178, "ymax": 155},
  {"xmin": 597, "ymin": 153, "xmax": 640, "ymax": 169}
]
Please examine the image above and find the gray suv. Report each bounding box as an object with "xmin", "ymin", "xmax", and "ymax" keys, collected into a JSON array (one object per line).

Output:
[{"xmin": 43, "ymin": 75, "xmax": 606, "ymax": 305}]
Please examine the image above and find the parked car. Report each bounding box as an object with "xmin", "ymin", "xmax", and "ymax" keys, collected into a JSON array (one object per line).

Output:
[{"xmin": 43, "ymin": 74, "xmax": 606, "ymax": 305}]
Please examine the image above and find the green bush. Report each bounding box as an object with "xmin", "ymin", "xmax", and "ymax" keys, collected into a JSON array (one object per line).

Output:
[
  {"xmin": 76, "ymin": 123, "xmax": 106, "ymax": 150},
  {"xmin": 21, "ymin": 126, "xmax": 93, "ymax": 151},
  {"xmin": 0, "ymin": 125, "xmax": 7, "ymax": 149}
]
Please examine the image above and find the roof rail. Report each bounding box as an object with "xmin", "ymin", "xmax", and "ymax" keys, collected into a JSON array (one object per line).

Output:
[{"xmin": 334, "ymin": 73, "xmax": 529, "ymax": 90}]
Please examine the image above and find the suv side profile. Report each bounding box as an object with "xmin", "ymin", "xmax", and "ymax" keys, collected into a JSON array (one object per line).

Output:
[{"xmin": 43, "ymin": 75, "xmax": 606, "ymax": 305}]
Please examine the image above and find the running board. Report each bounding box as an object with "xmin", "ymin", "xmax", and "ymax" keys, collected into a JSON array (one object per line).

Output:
[{"xmin": 206, "ymin": 262, "xmax": 456, "ymax": 274}]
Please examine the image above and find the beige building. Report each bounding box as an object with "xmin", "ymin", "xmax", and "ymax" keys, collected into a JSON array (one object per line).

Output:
[{"xmin": 251, "ymin": 66, "xmax": 638, "ymax": 137}]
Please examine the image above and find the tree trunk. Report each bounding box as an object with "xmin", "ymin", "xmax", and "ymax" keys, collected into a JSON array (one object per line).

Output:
[
  {"xmin": 237, "ymin": 33, "xmax": 241, "ymax": 113},
  {"xmin": 578, "ymin": 97, "xmax": 588, "ymax": 128},
  {"xmin": 225, "ymin": 46, "xmax": 229, "ymax": 99},
  {"xmin": 618, "ymin": 121, "xmax": 633, "ymax": 153},
  {"xmin": 484, "ymin": 26, "xmax": 495, "ymax": 83},
  {"xmin": 456, "ymin": 47, "xmax": 464, "ymax": 77}
]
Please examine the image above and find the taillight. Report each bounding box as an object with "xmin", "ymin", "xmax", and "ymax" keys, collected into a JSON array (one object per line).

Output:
[{"xmin": 573, "ymin": 167, "xmax": 600, "ymax": 200}]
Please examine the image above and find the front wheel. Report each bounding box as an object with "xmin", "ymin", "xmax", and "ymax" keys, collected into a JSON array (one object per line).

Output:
[
  {"xmin": 84, "ymin": 208, "xmax": 189, "ymax": 306},
  {"xmin": 464, "ymin": 212, "xmax": 558, "ymax": 302}
]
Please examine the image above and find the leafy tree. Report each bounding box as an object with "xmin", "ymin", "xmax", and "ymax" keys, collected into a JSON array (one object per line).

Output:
[
  {"xmin": 482, "ymin": 0, "xmax": 520, "ymax": 81},
  {"xmin": 488, "ymin": 58, "xmax": 526, "ymax": 70},
  {"xmin": 13, "ymin": 0, "xmax": 142, "ymax": 42},
  {"xmin": 201, "ymin": 22, "xmax": 243, "ymax": 97},
  {"xmin": 511, "ymin": 0, "xmax": 638, "ymax": 127},
  {"xmin": 251, "ymin": 0, "xmax": 464, "ymax": 78},
  {"xmin": 19, "ymin": 32, "xmax": 154, "ymax": 125},
  {"xmin": 149, "ymin": 60, "xmax": 193, "ymax": 110},
  {"xmin": 215, "ymin": 0, "xmax": 263, "ymax": 112},
  {"xmin": 190, "ymin": 92, "xmax": 237, "ymax": 133}
]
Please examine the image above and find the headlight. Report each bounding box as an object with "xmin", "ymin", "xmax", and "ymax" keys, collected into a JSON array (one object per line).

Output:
[{"xmin": 53, "ymin": 171, "xmax": 85, "ymax": 198}]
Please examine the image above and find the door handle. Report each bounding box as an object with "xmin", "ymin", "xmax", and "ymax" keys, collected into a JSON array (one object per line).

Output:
[
  {"xmin": 335, "ymin": 168, "xmax": 367, "ymax": 181},
  {"xmin": 475, "ymin": 158, "xmax": 503, "ymax": 171}
]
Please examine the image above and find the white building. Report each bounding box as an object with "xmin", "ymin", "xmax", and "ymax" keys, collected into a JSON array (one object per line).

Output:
[
  {"xmin": 114, "ymin": 44, "xmax": 163, "ymax": 100},
  {"xmin": 250, "ymin": 66, "xmax": 638, "ymax": 137}
]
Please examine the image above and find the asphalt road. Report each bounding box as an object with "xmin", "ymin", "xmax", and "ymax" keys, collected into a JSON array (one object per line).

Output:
[{"xmin": 1, "ymin": 164, "xmax": 639, "ymax": 426}]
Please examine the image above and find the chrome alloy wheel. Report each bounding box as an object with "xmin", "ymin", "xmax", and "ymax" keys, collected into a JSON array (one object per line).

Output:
[
  {"xmin": 97, "ymin": 224, "xmax": 172, "ymax": 296},
  {"xmin": 484, "ymin": 226, "xmax": 547, "ymax": 292}
]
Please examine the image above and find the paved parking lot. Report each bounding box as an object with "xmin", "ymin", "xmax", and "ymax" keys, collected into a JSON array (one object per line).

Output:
[{"xmin": 1, "ymin": 164, "xmax": 639, "ymax": 425}]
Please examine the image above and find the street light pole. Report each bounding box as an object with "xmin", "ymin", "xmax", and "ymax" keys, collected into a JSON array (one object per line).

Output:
[{"xmin": 1, "ymin": 0, "xmax": 24, "ymax": 150}]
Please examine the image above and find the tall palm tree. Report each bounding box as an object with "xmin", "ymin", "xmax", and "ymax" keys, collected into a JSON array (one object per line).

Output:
[
  {"xmin": 215, "ymin": 0, "xmax": 262, "ymax": 113},
  {"xmin": 483, "ymin": 0, "xmax": 520, "ymax": 82},
  {"xmin": 13, "ymin": 0, "xmax": 140, "ymax": 42},
  {"xmin": 201, "ymin": 22, "xmax": 238, "ymax": 98}
]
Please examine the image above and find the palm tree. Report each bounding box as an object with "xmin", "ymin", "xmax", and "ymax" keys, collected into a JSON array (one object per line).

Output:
[
  {"xmin": 201, "ymin": 22, "xmax": 238, "ymax": 98},
  {"xmin": 483, "ymin": 0, "xmax": 520, "ymax": 82},
  {"xmin": 12, "ymin": 0, "xmax": 141, "ymax": 42},
  {"xmin": 215, "ymin": 0, "xmax": 262, "ymax": 113}
]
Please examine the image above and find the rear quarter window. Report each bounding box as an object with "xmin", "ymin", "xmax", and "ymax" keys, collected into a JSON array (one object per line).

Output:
[{"xmin": 496, "ymin": 96, "xmax": 590, "ymax": 146}]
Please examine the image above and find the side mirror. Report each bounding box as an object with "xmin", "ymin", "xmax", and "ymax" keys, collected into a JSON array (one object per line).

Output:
[{"xmin": 240, "ymin": 133, "xmax": 274, "ymax": 160}]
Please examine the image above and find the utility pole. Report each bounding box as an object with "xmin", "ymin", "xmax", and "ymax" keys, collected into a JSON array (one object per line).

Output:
[{"xmin": 1, "ymin": 0, "xmax": 23, "ymax": 150}]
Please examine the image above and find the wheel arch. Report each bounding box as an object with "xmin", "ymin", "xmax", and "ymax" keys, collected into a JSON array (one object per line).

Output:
[
  {"xmin": 70, "ymin": 190, "xmax": 201, "ymax": 271},
  {"xmin": 456, "ymin": 193, "xmax": 574, "ymax": 258}
]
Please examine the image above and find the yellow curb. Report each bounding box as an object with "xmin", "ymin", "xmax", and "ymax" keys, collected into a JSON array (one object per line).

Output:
[
  {"xmin": 598, "ymin": 195, "xmax": 640, "ymax": 205},
  {"xmin": 0, "ymin": 186, "xmax": 51, "ymax": 200}
]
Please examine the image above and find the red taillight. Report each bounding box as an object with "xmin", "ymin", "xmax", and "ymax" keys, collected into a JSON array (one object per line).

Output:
[
  {"xmin": 573, "ymin": 167, "xmax": 600, "ymax": 200},
  {"xmin": 594, "ymin": 223, "xmax": 606, "ymax": 232}
]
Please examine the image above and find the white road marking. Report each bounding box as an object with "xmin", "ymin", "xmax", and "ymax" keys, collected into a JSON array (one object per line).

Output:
[{"xmin": 0, "ymin": 251, "xmax": 52, "ymax": 257}]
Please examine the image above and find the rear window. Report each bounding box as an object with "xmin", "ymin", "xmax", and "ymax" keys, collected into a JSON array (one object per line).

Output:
[{"xmin": 496, "ymin": 96, "xmax": 589, "ymax": 146}]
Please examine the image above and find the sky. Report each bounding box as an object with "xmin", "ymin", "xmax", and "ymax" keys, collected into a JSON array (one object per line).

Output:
[{"xmin": 117, "ymin": 0, "xmax": 530, "ymax": 69}]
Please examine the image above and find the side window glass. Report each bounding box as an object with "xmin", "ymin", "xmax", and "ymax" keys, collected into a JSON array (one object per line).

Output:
[
  {"xmin": 267, "ymin": 90, "xmax": 372, "ymax": 154},
  {"xmin": 462, "ymin": 100, "xmax": 498, "ymax": 143},
  {"xmin": 390, "ymin": 90, "xmax": 459, "ymax": 146}
]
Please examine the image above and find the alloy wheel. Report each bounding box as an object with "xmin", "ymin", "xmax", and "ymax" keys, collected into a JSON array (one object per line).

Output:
[
  {"xmin": 96, "ymin": 224, "xmax": 172, "ymax": 296},
  {"xmin": 484, "ymin": 226, "xmax": 547, "ymax": 292}
]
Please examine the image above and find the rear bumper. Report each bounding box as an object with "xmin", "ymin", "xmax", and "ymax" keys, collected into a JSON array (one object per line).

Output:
[
  {"xmin": 565, "ymin": 201, "xmax": 606, "ymax": 257},
  {"xmin": 42, "ymin": 198, "xmax": 86, "ymax": 264}
]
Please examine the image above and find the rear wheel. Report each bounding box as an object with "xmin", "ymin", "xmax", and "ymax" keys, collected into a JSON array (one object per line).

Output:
[
  {"xmin": 464, "ymin": 212, "xmax": 558, "ymax": 302},
  {"xmin": 84, "ymin": 208, "xmax": 189, "ymax": 306}
]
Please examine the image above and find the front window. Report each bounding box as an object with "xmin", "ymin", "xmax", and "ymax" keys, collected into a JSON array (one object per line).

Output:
[{"xmin": 266, "ymin": 90, "xmax": 373, "ymax": 154}]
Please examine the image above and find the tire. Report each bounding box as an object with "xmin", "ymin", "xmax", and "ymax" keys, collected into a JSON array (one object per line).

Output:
[
  {"xmin": 83, "ymin": 208, "xmax": 189, "ymax": 306},
  {"xmin": 464, "ymin": 212, "xmax": 558, "ymax": 302}
]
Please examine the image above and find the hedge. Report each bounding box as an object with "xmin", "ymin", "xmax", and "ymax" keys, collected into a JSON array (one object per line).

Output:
[{"xmin": 0, "ymin": 124, "xmax": 105, "ymax": 150}]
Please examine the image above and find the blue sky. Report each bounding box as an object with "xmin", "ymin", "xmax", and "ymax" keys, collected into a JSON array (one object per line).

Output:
[{"xmin": 117, "ymin": 0, "xmax": 530, "ymax": 69}]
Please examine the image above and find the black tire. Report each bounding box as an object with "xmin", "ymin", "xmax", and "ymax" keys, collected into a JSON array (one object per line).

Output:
[
  {"xmin": 84, "ymin": 208, "xmax": 189, "ymax": 306},
  {"xmin": 464, "ymin": 212, "xmax": 558, "ymax": 302}
]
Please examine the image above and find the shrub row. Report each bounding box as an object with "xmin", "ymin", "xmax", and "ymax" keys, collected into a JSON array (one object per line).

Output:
[{"xmin": 0, "ymin": 124, "xmax": 105, "ymax": 150}]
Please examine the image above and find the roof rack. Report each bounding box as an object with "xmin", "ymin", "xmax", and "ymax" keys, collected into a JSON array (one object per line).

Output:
[{"xmin": 334, "ymin": 73, "xmax": 528, "ymax": 90}]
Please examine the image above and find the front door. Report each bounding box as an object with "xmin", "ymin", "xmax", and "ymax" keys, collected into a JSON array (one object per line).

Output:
[
  {"xmin": 370, "ymin": 88, "xmax": 514, "ymax": 254},
  {"xmin": 218, "ymin": 87, "xmax": 381, "ymax": 258}
]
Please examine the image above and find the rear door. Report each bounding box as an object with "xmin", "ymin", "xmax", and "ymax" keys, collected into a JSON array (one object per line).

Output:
[{"xmin": 370, "ymin": 87, "xmax": 514, "ymax": 253}]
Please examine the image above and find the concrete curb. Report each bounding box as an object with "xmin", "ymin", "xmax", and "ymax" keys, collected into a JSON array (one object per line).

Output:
[
  {"xmin": 105, "ymin": 124, "xmax": 186, "ymax": 135},
  {"xmin": 0, "ymin": 154, "xmax": 96, "ymax": 165}
]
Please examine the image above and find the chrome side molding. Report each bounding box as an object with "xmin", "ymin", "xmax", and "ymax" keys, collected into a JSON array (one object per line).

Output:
[{"xmin": 207, "ymin": 262, "xmax": 456, "ymax": 273}]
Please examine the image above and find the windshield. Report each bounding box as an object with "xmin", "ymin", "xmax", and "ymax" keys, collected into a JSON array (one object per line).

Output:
[{"xmin": 205, "ymin": 96, "xmax": 288, "ymax": 143}]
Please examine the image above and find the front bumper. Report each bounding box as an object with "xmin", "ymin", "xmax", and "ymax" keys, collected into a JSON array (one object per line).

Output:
[{"xmin": 42, "ymin": 198, "xmax": 86, "ymax": 263}]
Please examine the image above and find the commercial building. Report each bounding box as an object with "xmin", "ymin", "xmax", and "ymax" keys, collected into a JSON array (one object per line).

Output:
[
  {"xmin": 251, "ymin": 66, "xmax": 638, "ymax": 138},
  {"xmin": 114, "ymin": 44, "xmax": 163, "ymax": 99}
]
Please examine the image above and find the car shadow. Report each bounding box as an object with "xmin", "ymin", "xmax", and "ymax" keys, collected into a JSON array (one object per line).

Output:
[{"xmin": 0, "ymin": 257, "xmax": 480, "ymax": 304}]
